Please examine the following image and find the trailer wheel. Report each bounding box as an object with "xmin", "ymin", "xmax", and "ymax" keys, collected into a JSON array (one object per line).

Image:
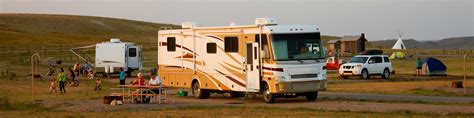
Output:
[
  {"xmin": 305, "ymin": 92, "xmax": 318, "ymax": 101},
  {"xmin": 126, "ymin": 70, "xmax": 132, "ymax": 77},
  {"xmin": 192, "ymin": 81, "xmax": 210, "ymax": 99},
  {"xmin": 262, "ymin": 84, "xmax": 275, "ymax": 103}
]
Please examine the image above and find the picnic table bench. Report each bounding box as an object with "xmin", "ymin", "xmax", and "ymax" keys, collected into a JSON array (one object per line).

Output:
[{"xmin": 117, "ymin": 85, "xmax": 171, "ymax": 104}]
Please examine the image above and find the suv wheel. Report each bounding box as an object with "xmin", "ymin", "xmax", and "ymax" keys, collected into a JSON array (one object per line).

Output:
[
  {"xmin": 382, "ymin": 68, "xmax": 390, "ymax": 79},
  {"xmin": 341, "ymin": 76, "xmax": 349, "ymax": 79},
  {"xmin": 360, "ymin": 69, "xmax": 370, "ymax": 80}
]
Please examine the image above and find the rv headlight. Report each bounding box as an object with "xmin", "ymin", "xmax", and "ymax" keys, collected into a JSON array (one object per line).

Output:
[{"xmin": 275, "ymin": 76, "xmax": 286, "ymax": 82}]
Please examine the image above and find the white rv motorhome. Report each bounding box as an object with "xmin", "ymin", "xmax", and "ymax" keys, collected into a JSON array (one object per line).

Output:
[
  {"xmin": 158, "ymin": 18, "xmax": 327, "ymax": 103},
  {"xmin": 95, "ymin": 39, "xmax": 142, "ymax": 76}
]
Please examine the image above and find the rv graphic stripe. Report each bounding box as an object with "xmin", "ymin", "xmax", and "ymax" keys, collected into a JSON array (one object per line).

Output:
[
  {"xmin": 160, "ymin": 42, "xmax": 199, "ymax": 56},
  {"xmin": 215, "ymin": 70, "xmax": 245, "ymax": 87},
  {"xmin": 206, "ymin": 35, "xmax": 224, "ymax": 42}
]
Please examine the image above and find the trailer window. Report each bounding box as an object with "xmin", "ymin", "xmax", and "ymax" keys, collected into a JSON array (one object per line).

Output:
[
  {"xmin": 224, "ymin": 37, "xmax": 238, "ymax": 52},
  {"xmin": 207, "ymin": 43, "xmax": 217, "ymax": 54},
  {"xmin": 129, "ymin": 48, "xmax": 137, "ymax": 57},
  {"xmin": 167, "ymin": 37, "xmax": 176, "ymax": 52}
]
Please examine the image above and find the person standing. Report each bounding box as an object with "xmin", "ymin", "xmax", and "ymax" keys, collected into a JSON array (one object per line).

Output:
[
  {"xmin": 119, "ymin": 68, "xmax": 126, "ymax": 85},
  {"xmin": 73, "ymin": 62, "xmax": 80, "ymax": 76},
  {"xmin": 68, "ymin": 67, "xmax": 75, "ymax": 82},
  {"xmin": 57, "ymin": 68, "xmax": 67, "ymax": 94},
  {"xmin": 415, "ymin": 57, "xmax": 423, "ymax": 76}
]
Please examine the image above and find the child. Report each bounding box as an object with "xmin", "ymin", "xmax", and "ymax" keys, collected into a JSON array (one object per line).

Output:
[
  {"xmin": 49, "ymin": 79, "xmax": 57, "ymax": 95},
  {"xmin": 95, "ymin": 78, "xmax": 102, "ymax": 91}
]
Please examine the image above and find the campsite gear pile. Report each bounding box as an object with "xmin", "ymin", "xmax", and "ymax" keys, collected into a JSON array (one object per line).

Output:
[{"xmin": 390, "ymin": 51, "xmax": 406, "ymax": 59}]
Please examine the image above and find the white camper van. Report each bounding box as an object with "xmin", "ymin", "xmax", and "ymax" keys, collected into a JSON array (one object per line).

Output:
[
  {"xmin": 158, "ymin": 18, "xmax": 327, "ymax": 103},
  {"xmin": 95, "ymin": 39, "xmax": 142, "ymax": 76}
]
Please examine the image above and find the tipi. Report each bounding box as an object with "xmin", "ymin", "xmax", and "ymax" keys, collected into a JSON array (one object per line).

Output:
[{"xmin": 392, "ymin": 33, "xmax": 406, "ymax": 50}]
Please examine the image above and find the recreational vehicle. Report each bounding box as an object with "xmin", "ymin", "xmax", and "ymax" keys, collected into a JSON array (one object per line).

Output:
[
  {"xmin": 95, "ymin": 39, "xmax": 142, "ymax": 76},
  {"xmin": 157, "ymin": 18, "xmax": 327, "ymax": 103}
]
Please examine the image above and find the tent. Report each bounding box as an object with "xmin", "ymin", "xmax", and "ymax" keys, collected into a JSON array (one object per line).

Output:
[
  {"xmin": 421, "ymin": 57, "xmax": 447, "ymax": 76},
  {"xmin": 392, "ymin": 38, "xmax": 406, "ymax": 50},
  {"xmin": 389, "ymin": 51, "xmax": 406, "ymax": 59}
]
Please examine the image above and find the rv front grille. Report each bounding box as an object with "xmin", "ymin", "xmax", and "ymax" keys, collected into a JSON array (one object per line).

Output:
[{"xmin": 291, "ymin": 74, "xmax": 318, "ymax": 79}]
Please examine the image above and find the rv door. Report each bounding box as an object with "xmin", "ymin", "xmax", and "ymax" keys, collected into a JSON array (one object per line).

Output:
[
  {"xmin": 127, "ymin": 46, "xmax": 140, "ymax": 70},
  {"xmin": 245, "ymin": 42, "xmax": 260, "ymax": 92}
]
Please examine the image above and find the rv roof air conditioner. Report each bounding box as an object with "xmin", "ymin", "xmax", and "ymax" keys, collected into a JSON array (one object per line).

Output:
[
  {"xmin": 182, "ymin": 22, "xmax": 198, "ymax": 29},
  {"xmin": 255, "ymin": 18, "xmax": 277, "ymax": 26},
  {"xmin": 110, "ymin": 38, "xmax": 121, "ymax": 43}
]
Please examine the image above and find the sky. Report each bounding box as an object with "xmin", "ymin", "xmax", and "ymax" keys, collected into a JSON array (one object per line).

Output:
[{"xmin": 0, "ymin": 0, "xmax": 473, "ymax": 41}]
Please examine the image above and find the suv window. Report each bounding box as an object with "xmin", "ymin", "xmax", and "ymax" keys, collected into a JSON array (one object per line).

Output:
[
  {"xmin": 368, "ymin": 57, "xmax": 383, "ymax": 63},
  {"xmin": 383, "ymin": 57, "xmax": 390, "ymax": 63},
  {"xmin": 374, "ymin": 57, "xmax": 383, "ymax": 63}
]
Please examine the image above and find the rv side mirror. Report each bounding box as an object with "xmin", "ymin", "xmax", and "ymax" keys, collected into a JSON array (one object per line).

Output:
[{"xmin": 261, "ymin": 50, "xmax": 269, "ymax": 59}]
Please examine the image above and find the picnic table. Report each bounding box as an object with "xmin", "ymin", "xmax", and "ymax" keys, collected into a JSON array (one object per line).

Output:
[{"xmin": 117, "ymin": 85, "xmax": 171, "ymax": 104}]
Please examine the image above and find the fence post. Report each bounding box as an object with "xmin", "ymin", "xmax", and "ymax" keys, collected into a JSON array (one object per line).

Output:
[{"xmin": 464, "ymin": 54, "xmax": 467, "ymax": 95}]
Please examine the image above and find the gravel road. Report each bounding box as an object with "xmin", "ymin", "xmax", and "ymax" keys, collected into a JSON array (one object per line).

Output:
[{"xmin": 320, "ymin": 92, "xmax": 474, "ymax": 103}]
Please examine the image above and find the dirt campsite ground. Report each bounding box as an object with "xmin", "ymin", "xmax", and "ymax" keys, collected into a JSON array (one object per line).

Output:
[{"xmin": 1, "ymin": 74, "xmax": 474, "ymax": 117}]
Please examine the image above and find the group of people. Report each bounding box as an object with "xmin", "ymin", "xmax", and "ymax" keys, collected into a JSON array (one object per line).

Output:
[
  {"xmin": 73, "ymin": 62, "xmax": 93, "ymax": 77},
  {"xmin": 50, "ymin": 68, "xmax": 71, "ymax": 94},
  {"xmin": 121, "ymin": 68, "xmax": 161, "ymax": 86},
  {"xmin": 121, "ymin": 68, "xmax": 161, "ymax": 103}
]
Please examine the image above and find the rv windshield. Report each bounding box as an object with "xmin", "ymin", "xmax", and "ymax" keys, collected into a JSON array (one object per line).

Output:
[{"xmin": 271, "ymin": 33, "xmax": 324, "ymax": 61}]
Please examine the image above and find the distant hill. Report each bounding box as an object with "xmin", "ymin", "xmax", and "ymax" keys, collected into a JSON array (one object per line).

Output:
[
  {"xmin": 0, "ymin": 14, "xmax": 180, "ymax": 47},
  {"xmin": 370, "ymin": 36, "xmax": 474, "ymax": 50}
]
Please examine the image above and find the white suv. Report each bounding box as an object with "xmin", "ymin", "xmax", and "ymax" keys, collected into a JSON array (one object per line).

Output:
[{"xmin": 339, "ymin": 55, "xmax": 393, "ymax": 79}]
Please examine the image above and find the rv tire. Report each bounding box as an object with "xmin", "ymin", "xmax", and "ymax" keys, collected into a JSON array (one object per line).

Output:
[
  {"xmin": 192, "ymin": 81, "xmax": 210, "ymax": 99},
  {"xmin": 305, "ymin": 92, "xmax": 318, "ymax": 101},
  {"xmin": 263, "ymin": 84, "xmax": 275, "ymax": 103}
]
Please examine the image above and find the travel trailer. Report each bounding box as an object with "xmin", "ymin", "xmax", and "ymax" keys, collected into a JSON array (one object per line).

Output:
[
  {"xmin": 95, "ymin": 39, "xmax": 142, "ymax": 76},
  {"xmin": 157, "ymin": 18, "xmax": 327, "ymax": 103}
]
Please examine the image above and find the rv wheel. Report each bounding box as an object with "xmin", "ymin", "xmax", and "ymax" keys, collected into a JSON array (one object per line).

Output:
[
  {"xmin": 305, "ymin": 92, "xmax": 318, "ymax": 101},
  {"xmin": 192, "ymin": 82, "xmax": 210, "ymax": 99},
  {"xmin": 263, "ymin": 84, "xmax": 275, "ymax": 103}
]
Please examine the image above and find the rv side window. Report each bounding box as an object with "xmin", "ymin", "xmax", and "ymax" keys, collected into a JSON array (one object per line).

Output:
[
  {"xmin": 207, "ymin": 43, "xmax": 217, "ymax": 54},
  {"xmin": 224, "ymin": 37, "xmax": 238, "ymax": 52},
  {"xmin": 167, "ymin": 37, "xmax": 176, "ymax": 52},
  {"xmin": 129, "ymin": 48, "xmax": 137, "ymax": 57}
]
